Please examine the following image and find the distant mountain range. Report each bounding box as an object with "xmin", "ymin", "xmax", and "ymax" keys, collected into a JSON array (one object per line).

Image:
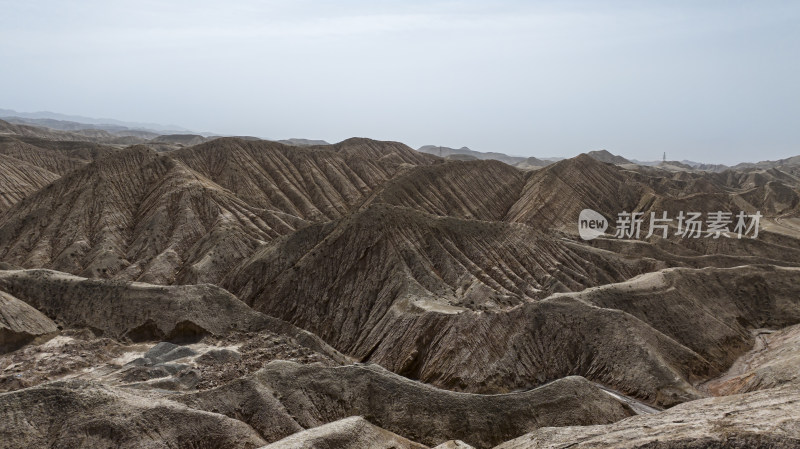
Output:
[
  {"xmin": 0, "ymin": 109, "xmax": 335, "ymax": 148},
  {"xmin": 422, "ymin": 144, "xmax": 800, "ymax": 173},
  {"xmin": 277, "ymin": 138, "xmax": 330, "ymax": 146},
  {"xmin": 417, "ymin": 145, "xmax": 558, "ymax": 168},
  {"xmin": 0, "ymin": 108, "xmax": 191, "ymax": 134},
  {"xmin": 3, "ymin": 108, "xmax": 798, "ymax": 172}
]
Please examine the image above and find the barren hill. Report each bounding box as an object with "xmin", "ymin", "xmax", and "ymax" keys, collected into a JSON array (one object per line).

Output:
[
  {"xmin": 178, "ymin": 361, "xmax": 632, "ymax": 448},
  {"xmin": 0, "ymin": 154, "xmax": 59, "ymax": 213},
  {"xmin": 507, "ymin": 154, "xmax": 800, "ymax": 233},
  {"xmin": 0, "ymin": 136, "xmax": 87, "ymax": 175},
  {"xmin": 416, "ymin": 145, "xmax": 553, "ymax": 168},
  {"xmin": 0, "ymin": 146, "xmax": 305, "ymax": 284},
  {"xmin": 505, "ymin": 154, "xmax": 647, "ymax": 229},
  {"xmin": 152, "ymin": 134, "xmax": 209, "ymax": 146},
  {"xmin": 173, "ymin": 137, "xmax": 439, "ymax": 221},
  {"xmin": 586, "ymin": 149, "xmax": 632, "ymax": 164},
  {"xmin": 229, "ymin": 217, "xmax": 800, "ymax": 404},
  {"xmin": 0, "ymin": 380, "xmax": 267, "ymax": 448},
  {"xmin": 226, "ymin": 202, "xmax": 663, "ymax": 343},
  {"xmin": 259, "ymin": 416, "xmax": 429, "ymax": 449},
  {"xmin": 363, "ymin": 159, "xmax": 525, "ymax": 221},
  {"xmin": 8, "ymin": 135, "xmax": 119, "ymax": 162},
  {"xmin": 0, "ymin": 289, "xmax": 57, "ymax": 352}
]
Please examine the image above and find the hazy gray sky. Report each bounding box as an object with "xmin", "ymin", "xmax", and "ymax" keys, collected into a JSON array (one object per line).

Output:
[{"xmin": 1, "ymin": 1, "xmax": 798, "ymax": 163}]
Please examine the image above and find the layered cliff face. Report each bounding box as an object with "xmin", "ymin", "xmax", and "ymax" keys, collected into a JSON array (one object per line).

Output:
[{"xmin": 1, "ymin": 133, "xmax": 800, "ymax": 448}]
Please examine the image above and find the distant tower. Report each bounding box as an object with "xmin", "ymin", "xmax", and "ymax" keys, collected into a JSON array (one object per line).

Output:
[
  {"xmin": 439, "ymin": 146, "xmax": 443, "ymax": 157},
  {"xmin": 663, "ymin": 152, "xmax": 666, "ymax": 163}
]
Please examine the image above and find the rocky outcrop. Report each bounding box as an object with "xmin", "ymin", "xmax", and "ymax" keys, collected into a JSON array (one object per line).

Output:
[
  {"xmin": 258, "ymin": 416, "xmax": 428, "ymax": 449},
  {"xmin": 0, "ymin": 290, "xmax": 57, "ymax": 352},
  {"xmin": 0, "ymin": 269, "xmax": 267, "ymax": 340}
]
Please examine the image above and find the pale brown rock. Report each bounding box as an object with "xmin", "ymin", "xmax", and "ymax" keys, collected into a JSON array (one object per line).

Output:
[
  {"xmin": 258, "ymin": 416, "xmax": 429, "ymax": 449},
  {"xmin": 0, "ymin": 379, "xmax": 267, "ymax": 448},
  {"xmin": 0, "ymin": 153, "xmax": 59, "ymax": 213},
  {"xmin": 0, "ymin": 269, "xmax": 350, "ymax": 366},
  {"xmin": 172, "ymin": 137, "xmax": 439, "ymax": 222},
  {"xmin": 0, "ymin": 146, "xmax": 305, "ymax": 284},
  {"xmin": 0, "ymin": 290, "xmax": 57, "ymax": 353},
  {"xmin": 0, "ymin": 135, "xmax": 88, "ymax": 175},
  {"xmin": 702, "ymin": 324, "xmax": 800, "ymax": 395},
  {"xmin": 177, "ymin": 361, "xmax": 633, "ymax": 449},
  {"xmin": 494, "ymin": 387, "xmax": 800, "ymax": 449}
]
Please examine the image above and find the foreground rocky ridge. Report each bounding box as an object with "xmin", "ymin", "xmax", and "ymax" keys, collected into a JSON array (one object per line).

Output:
[
  {"xmin": 495, "ymin": 386, "xmax": 800, "ymax": 449},
  {"xmin": 258, "ymin": 416, "xmax": 428, "ymax": 449},
  {"xmin": 0, "ymin": 269, "xmax": 345, "ymax": 361}
]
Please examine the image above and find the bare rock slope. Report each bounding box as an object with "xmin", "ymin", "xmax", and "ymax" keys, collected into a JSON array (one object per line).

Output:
[
  {"xmin": 495, "ymin": 386, "xmax": 800, "ymax": 449},
  {"xmin": 258, "ymin": 416, "xmax": 428, "ymax": 449},
  {"xmin": 0, "ymin": 153, "xmax": 59, "ymax": 213},
  {"xmin": 230, "ymin": 227, "xmax": 800, "ymax": 406},
  {"xmin": 172, "ymin": 137, "xmax": 439, "ymax": 221},
  {"xmin": 0, "ymin": 136, "xmax": 89, "ymax": 175},
  {"xmin": 1, "ymin": 133, "xmax": 800, "ymax": 447},
  {"xmin": 177, "ymin": 361, "xmax": 633, "ymax": 448},
  {"xmin": 0, "ymin": 380, "xmax": 267, "ymax": 449},
  {"xmin": 0, "ymin": 269, "xmax": 345, "ymax": 361},
  {"xmin": 0, "ymin": 290, "xmax": 57, "ymax": 353},
  {"xmin": 0, "ymin": 146, "xmax": 305, "ymax": 284}
]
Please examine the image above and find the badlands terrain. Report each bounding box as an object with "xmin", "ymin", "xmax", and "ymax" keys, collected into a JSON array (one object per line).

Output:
[{"xmin": 1, "ymin": 116, "xmax": 800, "ymax": 448}]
